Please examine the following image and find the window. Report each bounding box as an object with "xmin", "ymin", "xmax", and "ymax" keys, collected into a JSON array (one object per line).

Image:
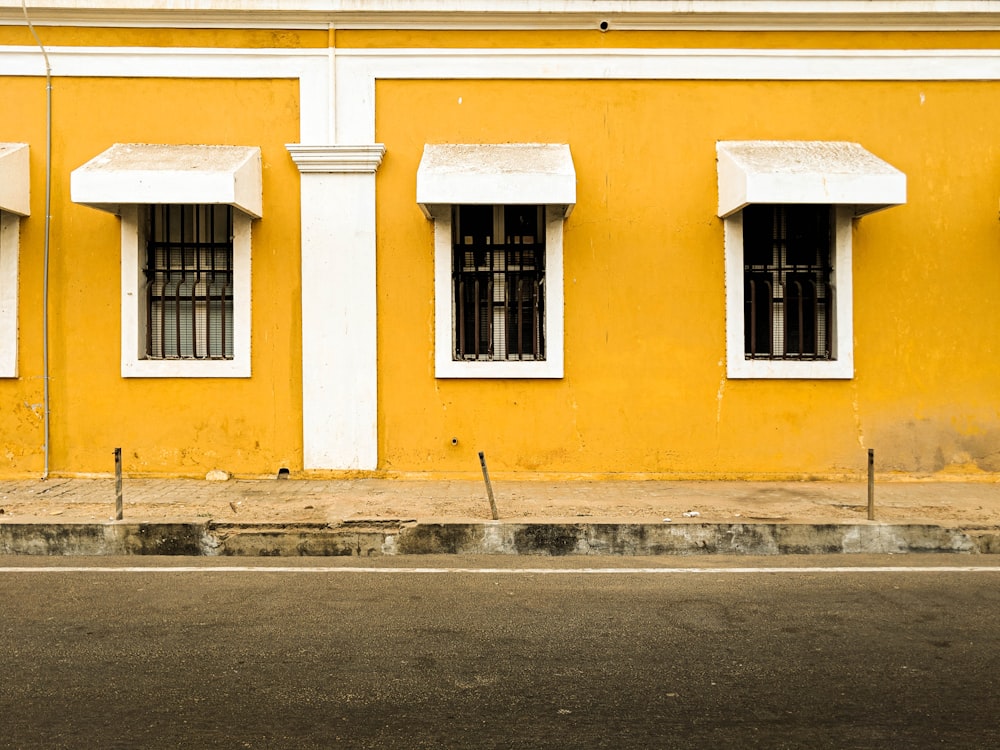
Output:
[
  {"xmin": 431, "ymin": 203, "xmax": 565, "ymax": 379},
  {"xmin": 145, "ymin": 205, "xmax": 234, "ymax": 361},
  {"xmin": 743, "ymin": 205, "xmax": 832, "ymax": 361},
  {"xmin": 452, "ymin": 204, "xmax": 545, "ymax": 362},
  {"xmin": 725, "ymin": 205, "xmax": 853, "ymax": 379},
  {"xmin": 71, "ymin": 143, "xmax": 260, "ymax": 378},
  {"xmin": 118, "ymin": 203, "xmax": 251, "ymax": 378},
  {"xmin": 717, "ymin": 140, "xmax": 906, "ymax": 379},
  {"xmin": 418, "ymin": 143, "xmax": 574, "ymax": 379}
]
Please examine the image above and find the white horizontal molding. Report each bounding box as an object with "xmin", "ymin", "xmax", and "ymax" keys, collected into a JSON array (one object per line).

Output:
[
  {"xmin": 71, "ymin": 143, "xmax": 263, "ymax": 218},
  {"xmin": 0, "ymin": 143, "xmax": 29, "ymax": 216},
  {"xmin": 6, "ymin": 45, "xmax": 1000, "ymax": 81},
  {"xmin": 717, "ymin": 140, "xmax": 906, "ymax": 218},
  {"xmin": 0, "ymin": 44, "xmax": 327, "ymax": 76},
  {"xmin": 287, "ymin": 144, "xmax": 386, "ymax": 173},
  {"xmin": 337, "ymin": 46, "xmax": 1000, "ymax": 80}
]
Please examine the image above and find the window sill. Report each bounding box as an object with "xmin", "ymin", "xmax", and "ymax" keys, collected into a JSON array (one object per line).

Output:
[
  {"xmin": 435, "ymin": 357, "xmax": 563, "ymax": 379},
  {"xmin": 727, "ymin": 357, "xmax": 853, "ymax": 380},
  {"xmin": 122, "ymin": 358, "xmax": 250, "ymax": 379}
]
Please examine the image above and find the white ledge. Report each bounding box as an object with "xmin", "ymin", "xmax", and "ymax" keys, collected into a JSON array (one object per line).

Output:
[
  {"xmin": 417, "ymin": 143, "xmax": 576, "ymax": 218},
  {"xmin": 717, "ymin": 140, "xmax": 906, "ymax": 218},
  {"xmin": 0, "ymin": 143, "xmax": 29, "ymax": 217},
  {"xmin": 286, "ymin": 144, "xmax": 386, "ymax": 173},
  {"xmin": 71, "ymin": 143, "xmax": 263, "ymax": 218}
]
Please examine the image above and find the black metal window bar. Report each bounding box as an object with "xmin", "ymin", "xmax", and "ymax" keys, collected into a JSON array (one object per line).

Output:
[
  {"xmin": 452, "ymin": 204, "xmax": 545, "ymax": 361},
  {"xmin": 743, "ymin": 204, "xmax": 832, "ymax": 360},
  {"xmin": 145, "ymin": 204, "xmax": 234, "ymax": 360}
]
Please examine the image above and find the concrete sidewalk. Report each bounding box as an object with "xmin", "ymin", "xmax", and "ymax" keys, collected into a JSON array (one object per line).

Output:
[{"xmin": 1, "ymin": 476, "xmax": 999, "ymax": 556}]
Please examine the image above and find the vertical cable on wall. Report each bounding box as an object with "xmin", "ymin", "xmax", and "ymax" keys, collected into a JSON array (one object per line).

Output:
[{"xmin": 21, "ymin": 1, "xmax": 52, "ymax": 479}]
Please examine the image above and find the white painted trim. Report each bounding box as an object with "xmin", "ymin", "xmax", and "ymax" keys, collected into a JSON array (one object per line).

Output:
[
  {"xmin": 120, "ymin": 205, "xmax": 252, "ymax": 378},
  {"xmin": 0, "ymin": 143, "xmax": 29, "ymax": 217},
  {"xmin": 0, "ymin": 211, "xmax": 19, "ymax": 378},
  {"xmin": 725, "ymin": 206, "xmax": 854, "ymax": 380},
  {"xmin": 286, "ymin": 144, "xmax": 385, "ymax": 173},
  {"xmin": 434, "ymin": 205, "xmax": 564, "ymax": 379}
]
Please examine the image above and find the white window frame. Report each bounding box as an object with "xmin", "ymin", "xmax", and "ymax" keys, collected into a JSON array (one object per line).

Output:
[
  {"xmin": 0, "ymin": 210, "xmax": 19, "ymax": 378},
  {"xmin": 724, "ymin": 205, "xmax": 854, "ymax": 380},
  {"xmin": 433, "ymin": 204, "xmax": 564, "ymax": 379},
  {"xmin": 120, "ymin": 205, "xmax": 252, "ymax": 378}
]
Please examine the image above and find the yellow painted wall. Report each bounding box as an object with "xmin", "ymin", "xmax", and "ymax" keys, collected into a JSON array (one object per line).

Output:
[
  {"xmin": 0, "ymin": 26, "xmax": 326, "ymax": 48},
  {"xmin": 1, "ymin": 76, "xmax": 303, "ymax": 477},
  {"xmin": 0, "ymin": 80, "xmax": 46, "ymax": 474},
  {"xmin": 375, "ymin": 78, "xmax": 1000, "ymax": 476},
  {"xmin": 338, "ymin": 29, "xmax": 1000, "ymax": 50},
  {"xmin": 3, "ymin": 24, "xmax": 1000, "ymax": 478}
]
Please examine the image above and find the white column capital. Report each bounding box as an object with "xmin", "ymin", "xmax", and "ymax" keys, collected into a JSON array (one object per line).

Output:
[{"xmin": 286, "ymin": 144, "xmax": 386, "ymax": 174}]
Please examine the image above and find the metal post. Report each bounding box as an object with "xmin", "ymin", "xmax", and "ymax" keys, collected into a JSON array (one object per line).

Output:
[
  {"xmin": 114, "ymin": 447, "xmax": 123, "ymax": 521},
  {"xmin": 478, "ymin": 451, "xmax": 499, "ymax": 521},
  {"xmin": 867, "ymin": 448, "xmax": 875, "ymax": 521}
]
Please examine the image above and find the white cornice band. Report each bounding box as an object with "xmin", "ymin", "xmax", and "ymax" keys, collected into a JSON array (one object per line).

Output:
[
  {"xmin": 2, "ymin": 1, "xmax": 1000, "ymax": 30},
  {"xmin": 286, "ymin": 144, "xmax": 386, "ymax": 174}
]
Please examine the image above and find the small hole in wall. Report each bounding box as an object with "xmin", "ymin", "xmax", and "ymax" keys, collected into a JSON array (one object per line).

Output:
[
  {"xmin": 451, "ymin": 437, "xmax": 459, "ymax": 446},
  {"xmin": 277, "ymin": 467, "xmax": 290, "ymax": 480},
  {"xmin": 599, "ymin": 20, "xmax": 609, "ymax": 32}
]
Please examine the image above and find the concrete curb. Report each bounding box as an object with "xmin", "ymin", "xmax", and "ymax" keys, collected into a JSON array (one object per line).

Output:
[
  {"xmin": 0, "ymin": 522, "xmax": 211, "ymax": 556},
  {"xmin": 1, "ymin": 520, "xmax": 998, "ymax": 556}
]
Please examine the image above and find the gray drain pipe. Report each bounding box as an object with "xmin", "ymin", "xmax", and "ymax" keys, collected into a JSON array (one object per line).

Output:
[{"xmin": 21, "ymin": 1, "xmax": 52, "ymax": 479}]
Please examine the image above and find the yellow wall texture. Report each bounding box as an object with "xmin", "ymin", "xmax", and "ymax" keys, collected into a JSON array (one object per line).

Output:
[
  {"xmin": 375, "ymin": 79, "xmax": 1000, "ymax": 477},
  {"xmin": 1, "ymin": 76, "xmax": 303, "ymax": 477}
]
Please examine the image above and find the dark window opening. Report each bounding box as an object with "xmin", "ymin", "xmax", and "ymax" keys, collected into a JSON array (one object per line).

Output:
[
  {"xmin": 452, "ymin": 205, "xmax": 545, "ymax": 361},
  {"xmin": 743, "ymin": 204, "xmax": 832, "ymax": 361},
  {"xmin": 145, "ymin": 204, "xmax": 234, "ymax": 360}
]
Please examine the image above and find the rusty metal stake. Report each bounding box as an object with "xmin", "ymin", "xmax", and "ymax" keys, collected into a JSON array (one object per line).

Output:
[
  {"xmin": 867, "ymin": 448, "xmax": 875, "ymax": 521},
  {"xmin": 478, "ymin": 451, "xmax": 499, "ymax": 520},
  {"xmin": 114, "ymin": 447, "xmax": 123, "ymax": 521}
]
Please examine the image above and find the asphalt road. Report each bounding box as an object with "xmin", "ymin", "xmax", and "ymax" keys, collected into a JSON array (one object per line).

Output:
[{"xmin": 1, "ymin": 556, "xmax": 998, "ymax": 749}]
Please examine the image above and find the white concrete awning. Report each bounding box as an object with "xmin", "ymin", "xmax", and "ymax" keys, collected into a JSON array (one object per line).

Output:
[
  {"xmin": 71, "ymin": 143, "xmax": 262, "ymax": 218},
  {"xmin": 417, "ymin": 143, "xmax": 576, "ymax": 218},
  {"xmin": 717, "ymin": 141, "xmax": 906, "ymax": 218},
  {"xmin": 0, "ymin": 143, "xmax": 30, "ymax": 216}
]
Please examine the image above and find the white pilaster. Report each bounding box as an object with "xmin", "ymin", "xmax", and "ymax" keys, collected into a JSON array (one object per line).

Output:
[{"xmin": 287, "ymin": 144, "xmax": 385, "ymax": 470}]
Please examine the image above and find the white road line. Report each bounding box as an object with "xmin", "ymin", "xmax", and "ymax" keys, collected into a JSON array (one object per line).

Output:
[{"xmin": 1, "ymin": 566, "xmax": 1000, "ymax": 574}]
